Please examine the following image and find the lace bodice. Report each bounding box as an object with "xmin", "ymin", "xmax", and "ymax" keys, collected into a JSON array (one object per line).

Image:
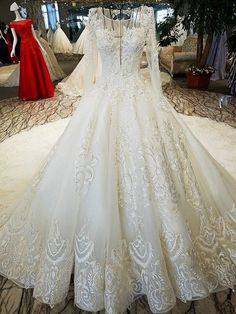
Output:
[
  {"xmin": 9, "ymin": 19, "xmax": 34, "ymax": 44},
  {"xmin": 96, "ymin": 27, "xmax": 146, "ymax": 79},
  {"xmin": 84, "ymin": 6, "xmax": 161, "ymax": 91}
]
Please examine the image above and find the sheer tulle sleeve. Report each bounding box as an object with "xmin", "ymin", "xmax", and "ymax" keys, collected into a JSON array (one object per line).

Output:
[
  {"xmin": 145, "ymin": 7, "xmax": 162, "ymax": 105},
  {"xmin": 83, "ymin": 8, "xmax": 99, "ymax": 94}
]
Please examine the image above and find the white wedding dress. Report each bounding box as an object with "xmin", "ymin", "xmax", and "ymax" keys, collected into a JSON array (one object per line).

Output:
[
  {"xmin": 52, "ymin": 24, "xmax": 72, "ymax": 53},
  {"xmin": 0, "ymin": 6, "xmax": 236, "ymax": 314},
  {"xmin": 73, "ymin": 26, "xmax": 88, "ymax": 54}
]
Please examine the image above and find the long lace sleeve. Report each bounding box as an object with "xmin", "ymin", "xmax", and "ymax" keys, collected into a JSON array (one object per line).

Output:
[
  {"xmin": 83, "ymin": 8, "xmax": 99, "ymax": 94},
  {"xmin": 145, "ymin": 7, "xmax": 162, "ymax": 105}
]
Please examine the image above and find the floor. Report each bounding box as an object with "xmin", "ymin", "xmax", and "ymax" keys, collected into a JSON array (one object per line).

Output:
[
  {"xmin": 174, "ymin": 75, "xmax": 230, "ymax": 95},
  {"xmin": 163, "ymin": 80, "xmax": 236, "ymax": 128},
  {"xmin": 0, "ymin": 60, "xmax": 236, "ymax": 314}
]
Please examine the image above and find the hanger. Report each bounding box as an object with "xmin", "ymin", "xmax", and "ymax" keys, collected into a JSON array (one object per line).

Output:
[
  {"xmin": 103, "ymin": 2, "xmax": 139, "ymax": 21},
  {"xmin": 112, "ymin": 10, "xmax": 131, "ymax": 21}
]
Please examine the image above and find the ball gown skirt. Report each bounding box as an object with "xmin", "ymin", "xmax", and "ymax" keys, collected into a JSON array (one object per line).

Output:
[
  {"xmin": 73, "ymin": 27, "xmax": 88, "ymax": 54},
  {"xmin": 1, "ymin": 7, "xmax": 236, "ymax": 314},
  {"xmin": 9, "ymin": 19, "xmax": 54, "ymax": 101},
  {"xmin": 52, "ymin": 25, "xmax": 73, "ymax": 54}
]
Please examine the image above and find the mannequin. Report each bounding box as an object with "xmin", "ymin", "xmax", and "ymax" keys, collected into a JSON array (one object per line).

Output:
[
  {"xmin": 4, "ymin": 24, "xmax": 19, "ymax": 63},
  {"xmin": 10, "ymin": 2, "xmax": 45, "ymax": 58},
  {"xmin": 10, "ymin": 2, "xmax": 22, "ymax": 19},
  {"xmin": 9, "ymin": 2, "xmax": 54, "ymax": 100}
]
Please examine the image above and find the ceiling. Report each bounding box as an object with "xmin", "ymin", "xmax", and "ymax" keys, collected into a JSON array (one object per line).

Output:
[{"xmin": 55, "ymin": 0, "xmax": 164, "ymax": 8}]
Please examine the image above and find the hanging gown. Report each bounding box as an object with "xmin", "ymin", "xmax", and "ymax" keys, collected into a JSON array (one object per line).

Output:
[
  {"xmin": 52, "ymin": 24, "xmax": 73, "ymax": 54},
  {"xmin": 1, "ymin": 7, "xmax": 236, "ymax": 314},
  {"xmin": 206, "ymin": 32, "xmax": 227, "ymax": 81},
  {"xmin": 72, "ymin": 26, "xmax": 88, "ymax": 54},
  {"xmin": 9, "ymin": 19, "xmax": 54, "ymax": 101}
]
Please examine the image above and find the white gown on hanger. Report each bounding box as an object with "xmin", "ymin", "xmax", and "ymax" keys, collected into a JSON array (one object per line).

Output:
[
  {"xmin": 0, "ymin": 6, "xmax": 236, "ymax": 314},
  {"xmin": 73, "ymin": 27, "xmax": 88, "ymax": 54},
  {"xmin": 52, "ymin": 23, "xmax": 72, "ymax": 54}
]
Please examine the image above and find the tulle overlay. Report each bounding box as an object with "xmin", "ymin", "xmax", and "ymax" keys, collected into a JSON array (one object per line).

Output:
[
  {"xmin": 57, "ymin": 56, "xmax": 86, "ymax": 96},
  {"xmin": 52, "ymin": 25, "xmax": 72, "ymax": 54},
  {"xmin": 1, "ymin": 7, "xmax": 236, "ymax": 314}
]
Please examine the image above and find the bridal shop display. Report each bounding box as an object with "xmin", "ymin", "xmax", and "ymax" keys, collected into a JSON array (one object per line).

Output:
[
  {"xmin": 9, "ymin": 2, "xmax": 54, "ymax": 100},
  {"xmin": 0, "ymin": 30, "xmax": 65, "ymax": 87},
  {"xmin": 0, "ymin": 4, "xmax": 236, "ymax": 314}
]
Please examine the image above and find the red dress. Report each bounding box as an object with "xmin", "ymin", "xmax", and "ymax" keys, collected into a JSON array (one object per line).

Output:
[{"xmin": 9, "ymin": 19, "xmax": 54, "ymax": 101}]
